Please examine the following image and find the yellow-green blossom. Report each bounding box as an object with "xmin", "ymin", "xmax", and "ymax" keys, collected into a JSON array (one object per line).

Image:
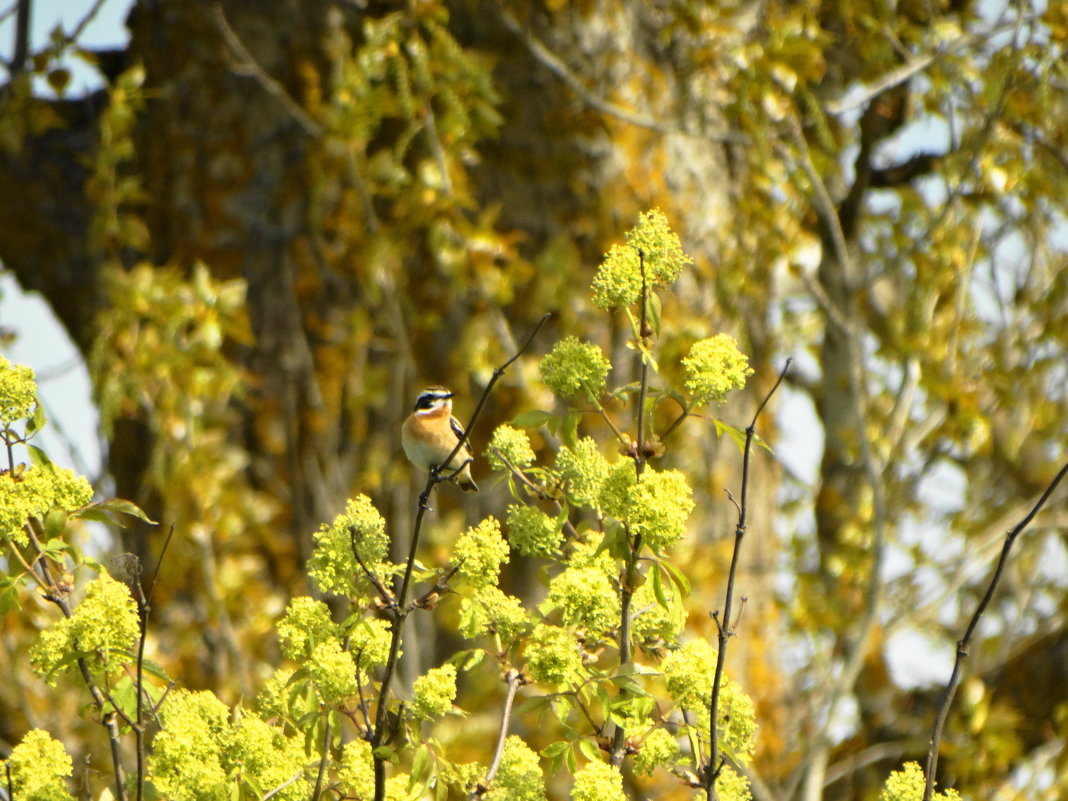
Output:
[
  {"xmin": 596, "ymin": 460, "xmax": 636, "ymax": 522},
  {"xmin": 525, "ymin": 624, "xmax": 583, "ymax": 685},
  {"xmin": 153, "ymin": 692, "xmax": 309, "ymax": 801},
  {"xmin": 230, "ymin": 715, "xmax": 310, "ymax": 801},
  {"xmin": 631, "ymin": 578, "xmax": 685, "ymax": 640},
  {"xmin": 276, "ymin": 596, "xmax": 338, "ymax": 660},
  {"xmin": 339, "ymin": 739, "xmax": 375, "ymax": 799},
  {"xmin": 458, "ymin": 586, "xmax": 530, "ymax": 643},
  {"xmin": 0, "ymin": 464, "xmax": 93, "ymax": 546},
  {"xmin": 0, "ymin": 356, "xmax": 37, "ymax": 424},
  {"xmin": 150, "ymin": 690, "xmax": 232, "ymax": 801},
  {"xmin": 715, "ymin": 765, "xmax": 753, "ymax": 801},
  {"xmin": 349, "ymin": 617, "xmax": 393, "ymax": 672},
  {"xmin": 633, "ymin": 728, "xmax": 681, "ymax": 777},
  {"xmin": 506, "ymin": 504, "xmax": 562, "ymax": 557},
  {"xmin": 257, "ymin": 666, "xmax": 297, "ymax": 720},
  {"xmin": 662, "ymin": 638, "xmax": 715, "ymax": 708},
  {"xmin": 570, "ymin": 760, "xmax": 625, "ymax": 801},
  {"xmin": 546, "ymin": 566, "xmax": 619, "ymax": 636},
  {"xmin": 662, "ymin": 640, "xmax": 757, "ymax": 761},
  {"xmin": 486, "ymin": 736, "xmax": 546, "ymax": 801},
  {"xmin": 30, "ymin": 573, "xmax": 139, "ymax": 683},
  {"xmin": 454, "ymin": 516, "xmax": 509, "ymax": 589},
  {"xmin": 556, "ymin": 437, "xmax": 610, "ymax": 511},
  {"xmin": 568, "ymin": 536, "xmax": 616, "ymax": 577},
  {"xmin": 539, "ymin": 337, "xmax": 611, "ymax": 399},
  {"xmin": 411, "ymin": 664, "xmax": 457, "ymax": 720},
  {"xmin": 597, "ymin": 464, "xmax": 694, "ymax": 552},
  {"xmin": 307, "ymin": 639, "xmax": 359, "ymax": 703},
  {"xmin": 308, "ymin": 495, "xmax": 391, "ymax": 598},
  {"xmin": 879, "ymin": 762, "xmax": 962, "ymax": 801},
  {"xmin": 682, "ymin": 335, "xmax": 753, "ymax": 405},
  {"xmin": 444, "ymin": 761, "xmax": 489, "ymax": 797},
  {"xmin": 486, "ymin": 424, "xmax": 536, "ymax": 471},
  {"xmin": 6, "ymin": 729, "xmax": 74, "ymax": 801},
  {"xmin": 627, "ymin": 468, "xmax": 695, "ymax": 552},
  {"xmin": 591, "ymin": 209, "xmax": 692, "ymax": 309}
]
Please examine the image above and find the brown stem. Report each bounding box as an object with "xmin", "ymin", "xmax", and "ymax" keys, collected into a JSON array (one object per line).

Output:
[
  {"xmin": 371, "ymin": 314, "xmax": 549, "ymax": 801},
  {"xmin": 474, "ymin": 670, "xmax": 523, "ymax": 799},
  {"xmin": 922, "ymin": 459, "xmax": 1068, "ymax": 801},
  {"xmin": 610, "ymin": 251, "xmax": 650, "ymax": 765},
  {"xmin": 703, "ymin": 360, "xmax": 789, "ymax": 800}
]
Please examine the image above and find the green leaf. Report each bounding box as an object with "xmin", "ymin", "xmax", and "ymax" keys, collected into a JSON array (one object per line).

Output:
[
  {"xmin": 645, "ymin": 290, "xmax": 662, "ymax": 340},
  {"xmin": 659, "ymin": 559, "xmax": 691, "ymax": 597},
  {"xmin": 541, "ymin": 740, "xmax": 569, "ymax": 757},
  {"xmin": 43, "ymin": 510, "xmax": 68, "ymax": 540},
  {"xmin": 713, "ymin": 419, "xmax": 748, "ymax": 454},
  {"xmin": 564, "ymin": 744, "xmax": 577, "ymax": 774},
  {"xmin": 640, "ymin": 348, "xmax": 660, "ymax": 372},
  {"xmin": 137, "ymin": 656, "xmax": 173, "ymax": 684},
  {"xmin": 0, "ymin": 578, "xmax": 22, "ymax": 614},
  {"xmin": 74, "ymin": 498, "xmax": 157, "ymax": 525},
  {"xmin": 514, "ymin": 696, "xmax": 549, "ymax": 715},
  {"xmin": 650, "ymin": 560, "xmax": 668, "ymax": 607},
  {"xmin": 27, "ymin": 444, "xmax": 52, "ymax": 469},
  {"xmin": 411, "ymin": 744, "xmax": 431, "ymax": 782},
  {"xmin": 543, "ymin": 740, "xmax": 568, "ymax": 775},
  {"xmin": 434, "ymin": 773, "xmax": 448, "ymax": 801},
  {"xmin": 373, "ymin": 745, "xmax": 398, "ymax": 763},
  {"xmin": 25, "ymin": 402, "xmax": 47, "ymax": 436},
  {"xmin": 511, "ymin": 410, "xmax": 555, "ymax": 428},
  {"xmin": 576, "ymin": 737, "xmax": 601, "ymax": 763},
  {"xmin": 41, "ymin": 537, "xmax": 71, "ymax": 558},
  {"xmin": 561, "ymin": 410, "xmax": 581, "ymax": 449}
]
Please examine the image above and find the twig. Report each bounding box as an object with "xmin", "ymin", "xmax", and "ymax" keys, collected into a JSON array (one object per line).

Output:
[
  {"xmin": 371, "ymin": 314, "xmax": 550, "ymax": 801},
  {"xmin": 9, "ymin": 0, "xmax": 29, "ymax": 75},
  {"xmin": 783, "ymin": 116, "xmax": 894, "ymax": 801},
  {"xmin": 213, "ymin": 4, "xmax": 321, "ymax": 138},
  {"xmin": 474, "ymin": 669, "xmax": 523, "ymax": 799},
  {"xmin": 63, "ymin": 0, "xmax": 109, "ymax": 51},
  {"xmin": 24, "ymin": 522, "xmax": 129, "ymax": 801},
  {"xmin": 610, "ymin": 252, "xmax": 651, "ymax": 765},
  {"xmin": 825, "ymin": 15, "xmax": 1039, "ymax": 115},
  {"xmin": 135, "ymin": 523, "xmax": 175, "ymax": 801},
  {"xmin": 311, "ymin": 716, "xmax": 331, "ymax": 801},
  {"xmin": 491, "ymin": 448, "xmax": 580, "ymax": 541},
  {"xmin": 490, "ymin": 2, "xmax": 741, "ymax": 143},
  {"xmin": 350, "ymin": 526, "xmax": 395, "ymax": 605},
  {"xmin": 922, "ymin": 460, "xmax": 1068, "ymax": 801},
  {"xmin": 703, "ymin": 360, "xmax": 789, "ymax": 799},
  {"xmin": 441, "ymin": 313, "xmax": 553, "ymax": 478},
  {"xmin": 263, "ymin": 770, "xmax": 308, "ymax": 801}
]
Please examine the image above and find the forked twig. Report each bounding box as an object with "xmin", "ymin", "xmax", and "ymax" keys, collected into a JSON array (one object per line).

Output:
[
  {"xmin": 371, "ymin": 313, "xmax": 550, "ymax": 801},
  {"xmin": 470, "ymin": 669, "xmax": 523, "ymax": 800},
  {"xmin": 703, "ymin": 359, "xmax": 790, "ymax": 798},
  {"xmin": 922, "ymin": 460, "xmax": 1068, "ymax": 801}
]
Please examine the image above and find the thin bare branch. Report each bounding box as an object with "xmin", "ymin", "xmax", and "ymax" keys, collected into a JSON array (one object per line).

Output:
[
  {"xmin": 311, "ymin": 717, "xmax": 331, "ymax": 801},
  {"xmin": 475, "ymin": 670, "xmax": 523, "ymax": 799},
  {"xmin": 491, "ymin": 2, "xmax": 741, "ymax": 143},
  {"xmin": 825, "ymin": 15, "xmax": 1039, "ymax": 115},
  {"xmin": 213, "ymin": 4, "xmax": 321, "ymax": 138},
  {"xmin": 923, "ymin": 460, "xmax": 1068, "ymax": 801},
  {"xmin": 703, "ymin": 360, "xmax": 789, "ymax": 799},
  {"xmin": 372, "ymin": 313, "xmax": 549, "ymax": 801},
  {"xmin": 610, "ymin": 252, "xmax": 652, "ymax": 765}
]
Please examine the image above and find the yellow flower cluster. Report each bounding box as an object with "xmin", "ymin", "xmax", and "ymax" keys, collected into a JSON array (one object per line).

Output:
[
  {"xmin": 0, "ymin": 356, "xmax": 37, "ymax": 424},
  {"xmin": 30, "ymin": 574, "xmax": 139, "ymax": 684}
]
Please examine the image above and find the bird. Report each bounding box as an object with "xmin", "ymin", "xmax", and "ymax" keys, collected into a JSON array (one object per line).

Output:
[{"xmin": 401, "ymin": 386, "xmax": 479, "ymax": 492}]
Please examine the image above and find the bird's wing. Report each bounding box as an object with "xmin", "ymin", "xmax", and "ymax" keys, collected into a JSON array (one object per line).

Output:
[{"xmin": 450, "ymin": 416, "xmax": 472, "ymax": 455}]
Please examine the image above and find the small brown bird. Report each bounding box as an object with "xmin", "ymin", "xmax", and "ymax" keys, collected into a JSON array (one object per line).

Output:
[{"xmin": 401, "ymin": 386, "xmax": 478, "ymax": 492}]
